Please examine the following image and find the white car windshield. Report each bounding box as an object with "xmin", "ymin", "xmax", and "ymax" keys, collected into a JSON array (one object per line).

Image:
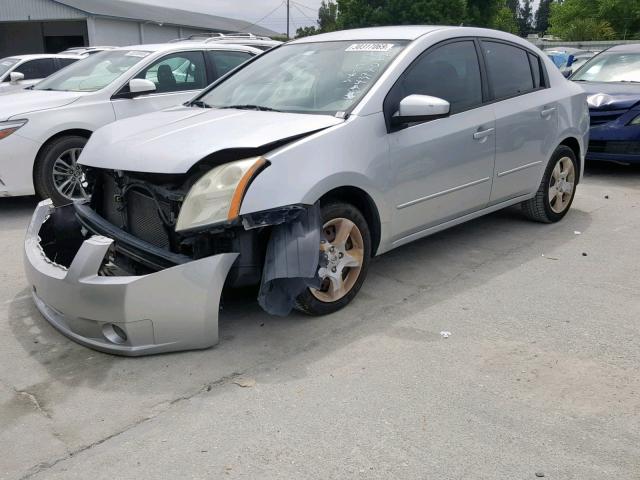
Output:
[
  {"xmin": 0, "ymin": 57, "xmax": 19, "ymax": 78},
  {"xmin": 572, "ymin": 51, "xmax": 640, "ymax": 83},
  {"xmin": 198, "ymin": 40, "xmax": 408, "ymax": 115},
  {"xmin": 34, "ymin": 50, "xmax": 151, "ymax": 92}
]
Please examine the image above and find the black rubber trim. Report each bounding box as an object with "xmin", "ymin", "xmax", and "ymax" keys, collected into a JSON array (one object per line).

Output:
[{"xmin": 74, "ymin": 203, "xmax": 189, "ymax": 270}]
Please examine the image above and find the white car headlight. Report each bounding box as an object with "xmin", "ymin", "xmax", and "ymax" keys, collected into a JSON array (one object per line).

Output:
[
  {"xmin": 0, "ymin": 119, "xmax": 28, "ymax": 140},
  {"xmin": 176, "ymin": 157, "xmax": 267, "ymax": 232}
]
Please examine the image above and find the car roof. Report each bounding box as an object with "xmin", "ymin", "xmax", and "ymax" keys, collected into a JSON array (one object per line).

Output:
[
  {"xmin": 606, "ymin": 43, "xmax": 640, "ymax": 53},
  {"xmin": 111, "ymin": 43, "xmax": 263, "ymax": 54},
  {"xmin": 8, "ymin": 53, "xmax": 82, "ymax": 61},
  {"xmin": 290, "ymin": 25, "xmax": 446, "ymax": 43}
]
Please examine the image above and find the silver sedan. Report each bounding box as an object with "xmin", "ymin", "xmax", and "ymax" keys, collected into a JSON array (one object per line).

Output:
[{"xmin": 24, "ymin": 26, "xmax": 589, "ymax": 355}]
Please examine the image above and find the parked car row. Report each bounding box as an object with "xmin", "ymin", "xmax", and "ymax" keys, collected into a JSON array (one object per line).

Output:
[
  {"xmin": 0, "ymin": 42, "xmax": 262, "ymax": 203},
  {"xmin": 14, "ymin": 26, "xmax": 590, "ymax": 355}
]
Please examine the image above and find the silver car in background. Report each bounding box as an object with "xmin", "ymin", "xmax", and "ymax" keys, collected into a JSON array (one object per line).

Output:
[{"xmin": 24, "ymin": 26, "xmax": 589, "ymax": 355}]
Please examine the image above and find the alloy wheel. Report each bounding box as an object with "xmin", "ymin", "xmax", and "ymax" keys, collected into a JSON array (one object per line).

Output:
[
  {"xmin": 548, "ymin": 156, "xmax": 575, "ymax": 214},
  {"xmin": 52, "ymin": 147, "xmax": 89, "ymax": 201},
  {"xmin": 311, "ymin": 218, "xmax": 365, "ymax": 303}
]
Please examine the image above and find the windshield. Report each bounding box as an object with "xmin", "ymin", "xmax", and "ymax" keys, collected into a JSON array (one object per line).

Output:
[
  {"xmin": 34, "ymin": 50, "xmax": 151, "ymax": 92},
  {"xmin": 198, "ymin": 40, "xmax": 408, "ymax": 115},
  {"xmin": 572, "ymin": 51, "xmax": 640, "ymax": 83},
  {"xmin": 0, "ymin": 58, "xmax": 19, "ymax": 79}
]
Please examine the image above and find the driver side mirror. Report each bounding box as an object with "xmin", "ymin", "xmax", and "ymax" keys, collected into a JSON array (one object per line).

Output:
[
  {"xmin": 9, "ymin": 71, "xmax": 24, "ymax": 84},
  {"xmin": 128, "ymin": 78, "xmax": 156, "ymax": 97},
  {"xmin": 392, "ymin": 94, "xmax": 450, "ymax": 125}
]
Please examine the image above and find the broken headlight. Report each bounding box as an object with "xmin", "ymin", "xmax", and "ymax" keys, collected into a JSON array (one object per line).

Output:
[{"xmin": 175, "ymin": 157, "xmax": 267, "ymax": 232}]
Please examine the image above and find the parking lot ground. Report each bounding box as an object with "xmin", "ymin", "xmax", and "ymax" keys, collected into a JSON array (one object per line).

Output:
[{"xmin": 1, "ymin": 162, "xmax": 639, "ymax": 480}]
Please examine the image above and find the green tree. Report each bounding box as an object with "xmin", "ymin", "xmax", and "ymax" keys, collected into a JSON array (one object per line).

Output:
[
  {"xmin": 493, "ymin": 5, "xmax": 520, "ymax": 33},
  {"xmin": 466, "ymin": 0, "xmax": 502, "ymax": 27},
  {"xmin": 598, "ymin": 0, "xmax": 640, "ymax": 39},
  {"xmin": 518, "ymin": 0, "xmax": 533, "ymax": 35},
  {"xmin": 548, "ymin": 0, "xmax": 636, "ymax": 40},
  {"xmin": 506, "ymin": 0, "xmax": 520, "ymax": 16},
  {"xmin": 295, "ymin": 0, "xmax": 338, "ymax": 38},
  {"xmin": 335, "ymin": 0, "xmax": 466, "ymax": 29},
  {"xmin": 318, "ymin": 0, "xmax": 338, "ymax": 32},
  {"xmin": 535, "ymin": 0, "xmax": 552, "ymax": 33},
  {"xmin": 295, "ymin": 26, "xmax": 318, "ymax": 38}
]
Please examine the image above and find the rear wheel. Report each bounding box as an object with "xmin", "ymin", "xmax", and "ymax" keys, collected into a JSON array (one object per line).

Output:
[
  {"xmin": 34, "ymin": 135, "xmax": 89, "ymax": 206},
  {"xmin": 521, "ymin": 145, "xmax": 578, "ymax": 223},
  {"xmin": 295, "ymin": 201, "xmax": 371, "ymax": 316}
]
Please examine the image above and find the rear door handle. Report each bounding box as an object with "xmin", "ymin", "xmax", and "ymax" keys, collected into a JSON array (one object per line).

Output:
[
  {"xmin": 473, "ymin": 127, "xmax": 495, "ymax": 140},
  {"xmin": 541, "ymin": 107, "xmax": 557, "ymax": 118}
]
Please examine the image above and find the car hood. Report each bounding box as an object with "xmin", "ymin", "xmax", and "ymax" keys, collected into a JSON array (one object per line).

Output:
[
  {"xmin": 79, "ymin": 107, "xmax": 345, "ymax": 174},
  {"xmin": 0, "ymin": 89, "xmax": 82, "ymax": 120},
  {"xmin": 576, "ymin": 81, "xmax": 640, "ymax": 110}
]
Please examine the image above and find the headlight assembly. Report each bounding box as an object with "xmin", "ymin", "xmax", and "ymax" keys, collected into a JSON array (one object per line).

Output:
[
  {"xmin": 176, "ymin": 157, "xmax": 268, "ymax": 232},
  {"xmin": 0, "ymin": 119, "xmax": 28, "ymax": 140}
]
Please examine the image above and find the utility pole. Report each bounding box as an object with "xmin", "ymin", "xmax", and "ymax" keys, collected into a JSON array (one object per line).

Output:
[{"xmin": 286, "ymin": 0, "xmax": 290, "ymax": 39}]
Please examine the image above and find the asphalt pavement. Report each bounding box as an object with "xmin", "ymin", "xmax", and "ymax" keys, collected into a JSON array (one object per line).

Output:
[{"xmin": 1, "ymin": 162, "xmax": 638, "ymax": 479}]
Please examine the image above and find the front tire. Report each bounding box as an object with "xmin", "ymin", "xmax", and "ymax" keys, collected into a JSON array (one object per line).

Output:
[
  {"xmin": 295, "ymin": 201, "xmax": 371, "ymax": 316},
  {"xmin": 521, "ymin": 145, "xmax": 578, "ymax": 223},
  {"xmin": 34, "ymin": 135, "xmax": 89, "ymax": 206}
]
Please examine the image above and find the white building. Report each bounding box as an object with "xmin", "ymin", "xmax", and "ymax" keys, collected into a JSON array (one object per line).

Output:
[{"xmin": 0, "ymin": 0, "xmax": 277, "ymax": 57}]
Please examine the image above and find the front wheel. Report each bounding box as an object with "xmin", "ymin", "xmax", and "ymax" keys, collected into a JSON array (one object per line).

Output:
[
  {"xmin": 34, "ymin": 135, "xmax": 89, "ymax": 206},
  {"xmin": 521, "ymin": 145, "xmax": 578, "ymax": 223},
  {"xmin": 295, "ymin": 201, "xmax": 371, "ymax": 316}
]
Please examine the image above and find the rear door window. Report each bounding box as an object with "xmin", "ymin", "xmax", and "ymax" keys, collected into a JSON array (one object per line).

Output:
[
  {"xmin": 482, "ymin": 41, "xmax": 535, "ymax": 99},
  {"xmin": 208, "ymin": 50, "xmax": 253, "ymax": 79},
  {"xmin": 16, "ymin": 58, "xmax": 56, "ymax": 80},
  {"xmin": 56, "ymin": 58, "xmax": 79, "ymax": 69}
]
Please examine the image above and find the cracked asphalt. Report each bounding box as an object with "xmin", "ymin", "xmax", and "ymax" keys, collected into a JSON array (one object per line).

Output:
[{"xmin": 1, "ymin": 163, "xmax": 639, "ymax": 480}]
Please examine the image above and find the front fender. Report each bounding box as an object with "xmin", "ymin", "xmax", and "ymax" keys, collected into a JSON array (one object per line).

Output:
[{"xmin": 240, "ymin": 113, "xmax": 393, "ymax": 224}]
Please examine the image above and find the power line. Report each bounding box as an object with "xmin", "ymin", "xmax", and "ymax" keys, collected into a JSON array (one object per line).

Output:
[
  {"xmin": 291, "ymin": 2, "xmax": 317, "ymax": 24},
  {"xmin": 240, "ymin": 0, "xmax": 286, "ymax": 32},
  {"xmin": 291, "ymin": 0, "xmax": 318, "ymax": 13}
]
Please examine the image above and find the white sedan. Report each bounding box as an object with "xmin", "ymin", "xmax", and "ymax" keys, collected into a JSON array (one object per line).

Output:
[
  {"xmin": 0, "ymin": 53, "xmax": 82, "ymax": 93},
  {"xmin": 0, "ymin": 42, "xmax": 261, "ymax": 204}
]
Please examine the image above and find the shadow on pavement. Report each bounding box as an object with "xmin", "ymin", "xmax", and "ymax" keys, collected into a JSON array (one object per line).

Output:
[{"xmin": 8, "ymin": 201, "xmax": 593, "ymax": 397}]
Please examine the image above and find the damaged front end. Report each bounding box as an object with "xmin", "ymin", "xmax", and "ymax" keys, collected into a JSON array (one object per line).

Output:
[{"xmin": 24, "ymin": 166, "xmax": 322, "ymax": 356}]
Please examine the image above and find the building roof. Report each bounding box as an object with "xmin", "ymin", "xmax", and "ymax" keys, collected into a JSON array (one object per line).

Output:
[{"xmin": 53, "ymin": 0, "xmax": 277, "ymax": 36}]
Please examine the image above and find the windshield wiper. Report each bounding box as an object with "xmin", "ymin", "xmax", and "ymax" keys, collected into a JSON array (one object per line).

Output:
[
  {"xmin": 189, "ymin": 100, "xmax": 211, "ymax": 108},
  {"xmin": 220, "ymin": 104, "xmax": 281, "ymax": 112},
  {"xmin": 619, "ymin": 80, "xmax": 640, "ymax": 84}
]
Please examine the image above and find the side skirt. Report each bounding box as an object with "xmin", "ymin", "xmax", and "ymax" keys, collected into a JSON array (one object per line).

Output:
[{"xmin": 389, "ymin": 193, "xmax": 534, "ymax": 250}]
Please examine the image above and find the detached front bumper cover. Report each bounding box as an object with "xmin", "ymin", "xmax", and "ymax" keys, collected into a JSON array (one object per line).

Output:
[{"xmin": 24, "ymin": 200, "xmax": 238, "ymax": 356}]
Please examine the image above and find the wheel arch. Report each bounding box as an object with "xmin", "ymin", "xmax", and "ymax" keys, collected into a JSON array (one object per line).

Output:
[
  {"xmin": 33, "ymin": 129, "xmax": 93, "ymax": 178},
  {"xmin": 558, "ymin": 136, "xmax": 582, "ymax": 181},
  {"xmin": 319, "ymin": 185, "xmax": 382, "ymax": 256},
  {"xmin": 32, "ymin": 129, "xmax": 93, "ymax": 199}
]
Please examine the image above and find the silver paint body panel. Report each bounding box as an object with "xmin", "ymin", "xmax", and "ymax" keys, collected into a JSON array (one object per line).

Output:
[
  {"xmin": 25, "ymin": 27, "xmax": 589, "ymax": 355},
  {"xmin": 80, "ymin": 28, "xmax": 588, "ymax": 256},
  {"xmin": 24, "ymin": 201, "xmax": 237, "ymax": 356}
]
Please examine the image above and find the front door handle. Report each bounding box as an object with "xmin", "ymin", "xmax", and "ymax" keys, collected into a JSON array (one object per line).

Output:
[
  {"xmin": 541, "ymin": 106, "xmax": 557, "ymax": 118},
  {"xmin": 473, "ymin": 127, "xmax": 495, "ymax": 141}
]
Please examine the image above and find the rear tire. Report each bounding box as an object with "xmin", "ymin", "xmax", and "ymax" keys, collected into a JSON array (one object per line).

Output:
[
  {"xmin": 34, "ymin": 135, "xmax": 89, "ymax": 206},
  {"xmin": 521, "ymin": 145, "xmax": 578, "ymax": 223},
  {"xmin": 295, "ymin": 201, "xmax": 371, "ymax": 316}
]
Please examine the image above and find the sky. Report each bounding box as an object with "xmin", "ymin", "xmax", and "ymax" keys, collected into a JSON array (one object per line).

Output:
[
  {"xmin": 134, "ymin": 0, "xmax": 541, "ymax": 36},
  {"xmin": 135, "ymin": 0, "xmax": 325, "ymax": 35}
]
